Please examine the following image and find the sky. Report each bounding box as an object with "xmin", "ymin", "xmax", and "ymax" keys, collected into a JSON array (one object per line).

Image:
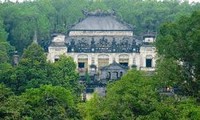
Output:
[
  {"xmin": 182, "ymin": 0, "xmax": 200, "ymax": 3},
  {"xmin": 1, "ymin": 0, "xmax": 200, "ymax": 4}
]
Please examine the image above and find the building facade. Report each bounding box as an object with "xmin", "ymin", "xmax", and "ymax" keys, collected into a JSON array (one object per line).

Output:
[{"xmin": 47, "ymin": 11, "xmax": 156, "ymax": 77}]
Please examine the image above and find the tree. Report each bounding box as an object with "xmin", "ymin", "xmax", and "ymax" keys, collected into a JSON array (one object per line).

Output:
[
  {"xmin": 0, "ymin": 18, "xmax": 8, "ymax": 40},
  {"xmin": 1, "ymin": 0, "xmax": 200, "ymax": 52},
  {"xmin": 79, "ymin": 70, "xmax": 160, "ymax": 119},
  {"xmin": 79, "ymin": 70, "xmax": 200, "ymax": 120},
  {"xmin": 78, "ymin": 93, "xmax": 103, "ymax": 120},
  {"xmin": 0, "ymin": 84, "xmax": 29, "ymax": 120},
  {"xmin": 0, "ymin": 41, "xmax": 13, "ymax": 63},
  {"xmin": 102, "ymin": 70, "xmax": 158, "ymax": 119},
  {"xmin": 0, "ymin": 83, "xmax": 13, "ymax": 105},
  {"xmin": 155, "ymin": 58, "xmax": 185, "ymax": 90},
  {"xmin": 18, "ymin": 85, "xmax": 80, "ymax": 120},
  {"xmin": 1, "ymin": 2, "xmax": 51, "ymax": 53},
  {"xmin": 156, "ymin": 11, "xmax": 200, "ymax": 97},
  {"xmin": 0, "ymin": 44, "xmax": 82, "ymax": 98},
  {"xmin": 0, "ymin": 84, "xmax": 81, "ymax": 120},
  {"xmin": 49, "ymin": 55, "xmax": 82, "ymax": 101},
  {"xmin": 17, "ymin": 43, "xmax": 48, "ymax": 91},
  {"xmin": 0, "ymin": 43, "xmax": 48, "ymax": 94},
  {"xmin": 0, "ymin": 18, "xmax": 13, "ymax": 63}
]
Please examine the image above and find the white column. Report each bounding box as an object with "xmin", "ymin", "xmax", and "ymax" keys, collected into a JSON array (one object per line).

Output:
[
  {"xmin": 136, "ymin": 53, "xmax": 141, "ymax": 70},
  {"xmin": 115, "ymin": 53, "xmax": 119, "ymax": 63},
  {"xmin": 109, "ymin": 53, "xmax": 114, "ymax": 64},
  {"xmin": 88, "ymin": 54, "xmax": 92, "ymax": 71},
  {"xmin": 73, "ymin": 54, "xmax": 78, "ymax": 69},
  {"xmin": 129, "ymin": 53, "xmax": 133, "ymax": 68},
  {"xmin": 95, "ymin": 53, "xmax": 98, "ymax": 70}
]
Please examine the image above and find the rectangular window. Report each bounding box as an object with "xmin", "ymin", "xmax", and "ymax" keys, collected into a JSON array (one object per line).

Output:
[
  {"xmin": 78, "ymin": 62, "xmax": 85, "ymax": 68},
  {"xmin": 54, "ymin": 58, "xmax": 59, "ymax": 62},
  {"xmin": 146, "ymin": 59, "xmax": 152, "ymax": 68},
  {"xmin": 98, "ymin": 58, "xmax": 109, "ymax": 69},
  {"xmin": 120, "ymin": 63, "xmax": 128, "ymax": 67}
]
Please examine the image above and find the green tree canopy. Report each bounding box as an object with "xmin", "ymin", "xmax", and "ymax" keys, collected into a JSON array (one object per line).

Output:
[
  {"xmin": 79, "ymin": 70, "xmax": 200, "ymax": 120},
  {"xmin": 79, "ymin": 70, "xmax": 160, "ymax": 119},
  {"xmin": 0, "ymin": 84, "xmax": 81, "ymax": 120},
  {"xmin": 1, "ymin": 0, "xmax": 200, "ymax": 53},
  {"xmin": 156, "ymin": 11, "xmax": 200, "ymax": 96},
  {"xmin": 19, "ymin": 85, "xmax": 79, "ymax": 120},
  {"xmin": 0, "ymin": 18, "xmax": 13, "ymax": 63},
  {"xmin": 49, "ymin": 55, "xmax": 82, "ymax": 101},
  {"xmin": 0, "ymin": 43, "xmax": 48, "ymax": 94}
]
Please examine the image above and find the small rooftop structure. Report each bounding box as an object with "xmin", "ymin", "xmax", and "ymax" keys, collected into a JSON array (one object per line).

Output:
[
  {"xmin": 49, "ymin": 34, "xmax": 66, "ymax": 47},
  {"xmin": 143, "ymin": 31, "xmax": 156, "ymax": 44},
  {"xmin": 52, "ymin": 34, "xmax": 65, "ymax": 43},
  {"xmin": 100, "ymin": 61, "xmax": 128, "ymax": 81},
  {"xmin": 101, "ymin": 61, "xmax": 129, "ymax": 70}
]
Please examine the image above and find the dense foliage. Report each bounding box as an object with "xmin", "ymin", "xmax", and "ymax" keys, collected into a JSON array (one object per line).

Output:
[
  {"xmin": 0, "ymin": 0, "xmax": 200, "ymax": 53},
  {"xmin": 79, "ymin": 70, "xmax": 200, "ymax": 120},
  {"xmin": 0, "ymin": 0, "xmax": 200, "ymax": 119},
  {"xmin": 0, "ymin": 84, "xmax": 80, "ymax": 119},
  {"xmin": 156, "ymin": 11, "xmax": 200, "ymax": 97},
  {"xmin": 0, "ymin": 43, "xmax": 82, "ymax": 119}
]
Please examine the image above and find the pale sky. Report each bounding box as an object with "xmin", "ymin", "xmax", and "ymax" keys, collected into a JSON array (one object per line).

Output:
[{"xmin": 190, "ymin": 0, "xmax": 200, "ymax": 2}]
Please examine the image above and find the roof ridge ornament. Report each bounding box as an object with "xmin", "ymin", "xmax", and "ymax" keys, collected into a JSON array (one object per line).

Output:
[{"xmin": 82, "ymin": 9, "xmax": 115, "ymax": 16}]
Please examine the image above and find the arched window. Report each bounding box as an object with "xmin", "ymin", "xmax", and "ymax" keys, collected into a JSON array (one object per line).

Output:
[
  {"xmin": 54, "ymin": 55, "xmax": 60, "ymax": 62},
  {"xmin": 78, "ymin": 54, "xmax": 88, "ymax": 69},
  {"xmin": 98, "ymin": 54, "xmax": 109, "ymax": 69},
  {"xmin": 119, "ymin": 54, "xmax": 129, "ymax": 67}
]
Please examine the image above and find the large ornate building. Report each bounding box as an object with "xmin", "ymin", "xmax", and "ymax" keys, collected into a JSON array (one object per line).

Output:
[{"xmin": 47, "ymin": 11, "xmax": 156, "ymax": 79}]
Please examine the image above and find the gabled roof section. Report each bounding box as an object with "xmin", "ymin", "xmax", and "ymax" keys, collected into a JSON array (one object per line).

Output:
[
  {"xmin": 70, "ymin": 11, "xmax": 133, "ymax": 31},
  {"xmin": 101, "ymin": 61, "xmax": 129, "ymax": 70},
  {"xmin": 49, "ymin": 34, "xmax": 66, "ymax": 47}
]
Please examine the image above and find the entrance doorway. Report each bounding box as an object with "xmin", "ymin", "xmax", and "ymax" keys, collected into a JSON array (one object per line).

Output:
[
  {"xmin": 146, "ymin": 59, "xmax": 152, "ymax": 68},
  {"xmin": 78, "ymin": 62, "xmax": 85, "ymax": 68}
]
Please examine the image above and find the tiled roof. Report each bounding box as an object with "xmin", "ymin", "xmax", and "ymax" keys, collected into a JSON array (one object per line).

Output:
[
  {"xmin": 101, "ymin": 61, "xmax": 129, "ymax": 70},
  {"xmin": 71, "ymin": 15, "xmax": 133, "ymax": 31}
]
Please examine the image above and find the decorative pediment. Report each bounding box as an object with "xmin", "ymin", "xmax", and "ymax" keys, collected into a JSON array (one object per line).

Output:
[
  {"xmin": 67, "ymin": 37, "xmax": 139, "ymax": 53},
  {"xmin": 146, "ymin": 55, "xmax": 153, "ymax": 59},
  {"xmin": 96, "ymin": 37, "xmax": 110, "ymax": 48},
  {"xmin": 101, "ymin": 61, "xmax": 129, "ymax": 71}
]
